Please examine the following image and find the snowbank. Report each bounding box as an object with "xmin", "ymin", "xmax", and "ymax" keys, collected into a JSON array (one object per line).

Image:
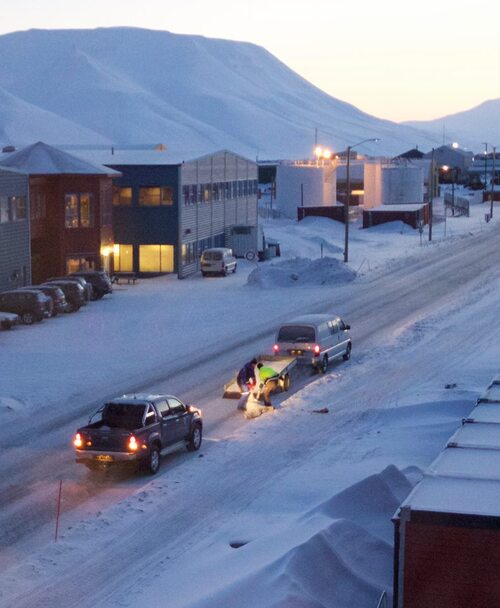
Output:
[{"xmin": 247, "ymin": 256, "xmax": 357, "ymax": 288}]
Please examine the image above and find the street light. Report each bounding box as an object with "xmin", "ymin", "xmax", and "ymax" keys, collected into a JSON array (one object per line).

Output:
[
  {"xmin": 483, "ymin": 142, "xmax": 488, "ymax": 191},
  {"xmin": 491, "ymin": 146, "xmax": 497, "ymax": 219},
  {"xmin": 344, "ymin": 138, "xmax": 379, "ymax": 263}
]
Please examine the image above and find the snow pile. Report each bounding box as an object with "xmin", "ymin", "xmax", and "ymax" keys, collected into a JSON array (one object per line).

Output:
[
  {"xmin": 247, "ymin": 256, "xmax": 357, "ymax": 288},
  {"xmin": 308, "ymin": 464, "xmax": 413, "ymax": 542}
]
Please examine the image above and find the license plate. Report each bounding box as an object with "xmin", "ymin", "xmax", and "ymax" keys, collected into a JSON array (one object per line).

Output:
[
  {"xmin": 291, "ymin": 349, "xmax": 303, "ymax": 355},
  {"xmin": 96, "ymin": 454, "xmax": 113, "ymax": 462}
]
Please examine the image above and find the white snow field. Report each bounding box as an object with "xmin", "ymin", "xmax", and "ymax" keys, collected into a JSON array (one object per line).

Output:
[
  {"xmin": 0, "ymin": 27, "xmax": 440, "ymax": 157},
  {"xmin": 1, "ymin": 198, "xmax": 500, "ymax": 608}
]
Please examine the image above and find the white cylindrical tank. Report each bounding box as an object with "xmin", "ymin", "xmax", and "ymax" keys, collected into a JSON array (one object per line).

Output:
[
  {"xmin": 274, "ymin": 164, "xmax": 336, "ymax": 219},
  {"xmin": 381, "ymin": 166, "xmax": 424, "ymax": 204}
]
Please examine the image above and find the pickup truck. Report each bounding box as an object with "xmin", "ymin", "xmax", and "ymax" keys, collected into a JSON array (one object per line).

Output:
[{"xmin": 73, "ymin": 393, "xmax": 203, "ymax": 474}]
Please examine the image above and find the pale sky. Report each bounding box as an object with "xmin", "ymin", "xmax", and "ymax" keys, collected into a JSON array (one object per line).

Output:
[{"xmin": 2, "ymin": 0, "xmax": 500, "ymax": 122}]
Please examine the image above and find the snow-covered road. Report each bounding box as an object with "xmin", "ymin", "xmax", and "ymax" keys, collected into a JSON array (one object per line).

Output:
[{"xmin": 1, "ymin": 214, "xmax": 500, "ymax": 607}]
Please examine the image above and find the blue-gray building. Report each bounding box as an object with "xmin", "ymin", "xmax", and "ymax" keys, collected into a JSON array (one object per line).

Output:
[
  {"xmin": 81, "ymin": 149, "xmax": 258, "ymax": 278},
  {"xmin": 0, "ymin": 166, "xmax": 31, "ymax": 291}
]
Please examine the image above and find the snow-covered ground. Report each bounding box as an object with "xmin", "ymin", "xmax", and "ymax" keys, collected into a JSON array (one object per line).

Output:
[{"xmin": 1, "ymin": 195, "xmax": 500, "ymax": 608}]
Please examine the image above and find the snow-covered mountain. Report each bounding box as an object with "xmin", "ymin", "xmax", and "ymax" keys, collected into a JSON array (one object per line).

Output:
[
  {"xmin": 0, "ymin": 27, "xmax": 441, "ymax": 158},
  {"xmin": 403, "ymin": 98, "xmax": 500, "ymax": 153}
]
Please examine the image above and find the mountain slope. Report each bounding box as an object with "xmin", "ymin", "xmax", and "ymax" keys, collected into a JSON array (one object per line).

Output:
[
  {"xmin": 403, "ymin": 98, "xmax": 500, "ymax": 153},
  {"xmin": 0, "ymin": 27, "xmax": 440, "ymax": 157}
]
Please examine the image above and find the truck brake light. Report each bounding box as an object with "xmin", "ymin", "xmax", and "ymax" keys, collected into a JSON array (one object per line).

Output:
[
  {"xmin": 313, "ymin": 345, "xmax": 320, "ymax": 355},
  {"xmin": 128, "ymin": 435, "xmax": 139, "ymax": 451},
  {"xmin": 74, "ymin": 433, "xmax": 83, "ymax": 448},
  {"xmin": 273, "ymin": 344, "xmax": 280, "ymax": 353}
]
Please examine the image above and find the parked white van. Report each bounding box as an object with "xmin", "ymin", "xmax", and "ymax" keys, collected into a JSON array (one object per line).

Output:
[
  {"xmin": 200, "ymin": 248, "xmax": 237, "ymax": 277},
  {"xmin": 273, "ymin": 313, "xmax": 352, "ymax": 373}
]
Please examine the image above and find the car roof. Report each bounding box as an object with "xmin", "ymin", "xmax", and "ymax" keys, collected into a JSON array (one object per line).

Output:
[
  {"xmin": 281, "ymin": 314, "xmax": 342, "ymax": 325},
  {"xmin": 112, "ymin": 393, "xmax": 179, "ymax": 405},
  {"xmin": 202, "ymin": 247, "xmax": 231, "ymax": 253}
]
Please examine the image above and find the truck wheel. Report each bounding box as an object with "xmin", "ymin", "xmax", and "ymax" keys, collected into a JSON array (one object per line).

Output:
[
  {"xmin": 232, "ymin": 264, "xmax": 237, "ymax": 274},
  {"xmin": 343, "ymin": 343, "xmax": 352, "ymax": 361},
  {"xmin": 281, "ymin": 374, "xmax": 291, "ymax": 392},
  {"xmin": 187, "ymin": 424, "xmax": 202, "ymax": 452},
  {"xmin": 319, "ymin": 355, "xmax": 328, "ymax": 374},
  {"xmin": 245, "ymin": 250, "xmax": 256, "ymax": 261},
  {"xmin": 147, "ymin": 446, "xmax": 161, "ymax": 475}
]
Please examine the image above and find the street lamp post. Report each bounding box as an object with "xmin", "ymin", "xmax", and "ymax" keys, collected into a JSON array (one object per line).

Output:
[
  {"xmin": 343, "ymin": 138, "xmax": 379, "ymax": 263},
  {"xmin": 483, "ymin": 142, "xmax": 488, "ymax": 191},
  {"xmin": 491, "ymin": 146, "xmax": 496, "ymax": 219}
]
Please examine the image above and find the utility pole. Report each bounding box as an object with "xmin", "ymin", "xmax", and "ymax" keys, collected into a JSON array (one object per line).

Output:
[
  {"xmin": 491, "ymin": 146, "xmax": 496, "ymax": 219},
  {"xmin": 483, "ymin": 142, "xmax": 488, "ymax": 191},
  {"xmin": 429, "ymin": 148, "xmax": 435, "ymax": 241}
]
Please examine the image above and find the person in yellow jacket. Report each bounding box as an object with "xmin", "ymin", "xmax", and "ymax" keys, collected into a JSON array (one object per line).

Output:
[{"xmin": 256, "ymin": 362, "xmax": 279, "ymax": 407}]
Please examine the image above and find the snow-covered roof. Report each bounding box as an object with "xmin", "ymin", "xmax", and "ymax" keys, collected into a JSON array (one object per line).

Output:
[
  {"xmin": 0, "ymin": 142, "xmax": 120, "ymax": 175},
  {"xmin": 398, "ymin": 417, "xmax": 500, "ymax": 518},
  {"xmin": 368, "ymin": 204, "xmax": 427, "ymax": 212},
  {"xmin": 71, "ymin": 148, "xmax": 254, "ymax": 168},
  {"xmin": 401, "ymin": 475, "xmax": 500, "ymax": 518},
  {"xmin": 428, "ymin": 447, "xmax": 500, "ymax": 480},
  {"xmin": 478, "ymin": 382, "xmax": 500, "ymax": 403},
  {"xmin": 467, "ymin": 404, "xmax": 500, "ymax": 423}
]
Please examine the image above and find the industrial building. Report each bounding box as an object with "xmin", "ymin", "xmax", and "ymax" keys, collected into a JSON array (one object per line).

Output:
[{"xmin": 83, "ymin": 148, "xmax": 258, "ymax": 278}]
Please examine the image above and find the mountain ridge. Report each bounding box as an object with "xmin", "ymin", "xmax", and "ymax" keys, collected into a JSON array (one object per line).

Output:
[{"xmin": 0, "ymin": 27, "xmax": 451, "ymax": 157}]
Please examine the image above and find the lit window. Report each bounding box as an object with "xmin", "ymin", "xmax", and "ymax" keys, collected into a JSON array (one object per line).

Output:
[
  {"xmin": 65, "ymin": 193, "xmax": 93, "ymax": 228},
  {"xmin": 139, "ymin": 245, "xmax": 174, "ymax": 272},
  {"xmin": 113, "ymin": 187, "xmax": 132, "ymax": 206},
  {"xmin": 114, "ymin": 244, "xmax": 133, "ymax": 271},
  {"xmin": 139, "ymin": 187, "xmax": 173, "ymax": 206}
]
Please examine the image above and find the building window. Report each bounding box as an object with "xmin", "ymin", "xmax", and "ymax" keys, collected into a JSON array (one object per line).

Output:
[
  {"xmin": 139, "ymin": 244, "xmax": 174, "ymax": 272},
  {"xmin": 0, "ymin": 196, "xmax": 10, "ymax": 222},
  {"xmin": 65, "ymin": 193, "xmax": 94, "ymax": 228},
  {"xmin": 139, "ymin": 187, "xmax": 173, "ymax": 206},
  {"xmin": 113, "ymin": 186, "xmax": 132, "ymax": 206},
  {"xmin": 66, "ymin": 256, "xmax": 96, "ymax": 274},
  {"xmin": 9, "ymin": 196, "xmax": 27, "ymax": 220},
  {"xmin": 31, "ymin": 193, "xmax": 46, "ymax": 220},
  {"xmin": 182, "ymin": 242, "xmax": 197, "ymax": 265},
  {"xmin": 114, "ymin": 244, "xmax": 133, "ymax": 271},
  {"xmin": 225, "ymin": 182, "xmax": 232, "ymax": 199},
  {"xmin": 182, "ymin": 185, "xmax": 190, "ymax": 205}
]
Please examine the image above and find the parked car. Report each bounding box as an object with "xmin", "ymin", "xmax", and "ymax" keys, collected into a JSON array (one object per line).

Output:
[
  {"xmin": 200, "ymin": 247, "xmax": 237, "ymax": 277},
  {"xmin": 69, "ymin": 270, "xmax": 112, "ymax": 300},
  {"xmin": 273, "ymin": 313, "xmax": 352, "ymax": 373},
  {"xmin": 0, "ymin": 311, "xmax": 21, "ymax": 329},
  {"xmin": 0, "ymin": 290, "xmax": 47, "ymax": 324},
  {"xmin": 16, "ymin": 287, "xmax": 56, "ymax": 318},
  {"xmin": 74, "ymin": 393, "xmax": 203, "ymax": 474},
  {"xmin": 27, "ymin": 284, "xmax": 68, "ymax": 315},
  {"xmin": 42, "ymin": 280, "xmax": 85, "ymax": 313},
  {"xmin": 47, "ymin": 276, "xmax": 92, "ymax": 303}
]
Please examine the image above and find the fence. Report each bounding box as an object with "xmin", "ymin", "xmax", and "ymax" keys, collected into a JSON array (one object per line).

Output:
[{"xmin": 444, "ymin": 192, "xmax": 470, "ymax": 217}]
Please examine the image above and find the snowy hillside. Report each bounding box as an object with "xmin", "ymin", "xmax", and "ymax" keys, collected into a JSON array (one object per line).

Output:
[
  {"xmin": 0, "ymin": 27, "xmax": 441, "ymax": 157},
  {"xmin": 403, "ymin": 98, "xmax": 500, "ymax": 153}
]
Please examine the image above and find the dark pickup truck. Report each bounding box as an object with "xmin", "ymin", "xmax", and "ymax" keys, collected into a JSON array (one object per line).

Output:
[{"xmin": 73, "ymin": 393, "xmax": 203, "ymax": 474}]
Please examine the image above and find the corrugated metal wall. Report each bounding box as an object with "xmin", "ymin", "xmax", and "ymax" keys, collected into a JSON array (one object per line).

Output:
[{"xmin": 0, "ymin": 169, "xmax": 31, "ymax": 291}]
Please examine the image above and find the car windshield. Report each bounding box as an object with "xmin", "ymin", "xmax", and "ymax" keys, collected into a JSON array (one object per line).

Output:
[
  {"xmin": 103, "ymin": 403, "xmax": 146, "ymax": 429},
  {"xmin": 203, "ymin": 251, "xmax": 222, "ymax": 261},
  {"xmin": 278, "ymin": 325, "xmax": 316, "ymax": 343}
]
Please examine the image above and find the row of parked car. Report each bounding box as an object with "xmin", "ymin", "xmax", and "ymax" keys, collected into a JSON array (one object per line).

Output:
[{"xmin": 0, "ymin": 270, "xmax": 113, "ymax": 329}]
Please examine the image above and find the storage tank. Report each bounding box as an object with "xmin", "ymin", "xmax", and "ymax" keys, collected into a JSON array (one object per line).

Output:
[
  {"xmin": 381, "ymin": 166, "xmax": 423, "ymax": 204},
  {"xmin": 274, "ymin": 164, "xmax": 337, "ymax": 219}
]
